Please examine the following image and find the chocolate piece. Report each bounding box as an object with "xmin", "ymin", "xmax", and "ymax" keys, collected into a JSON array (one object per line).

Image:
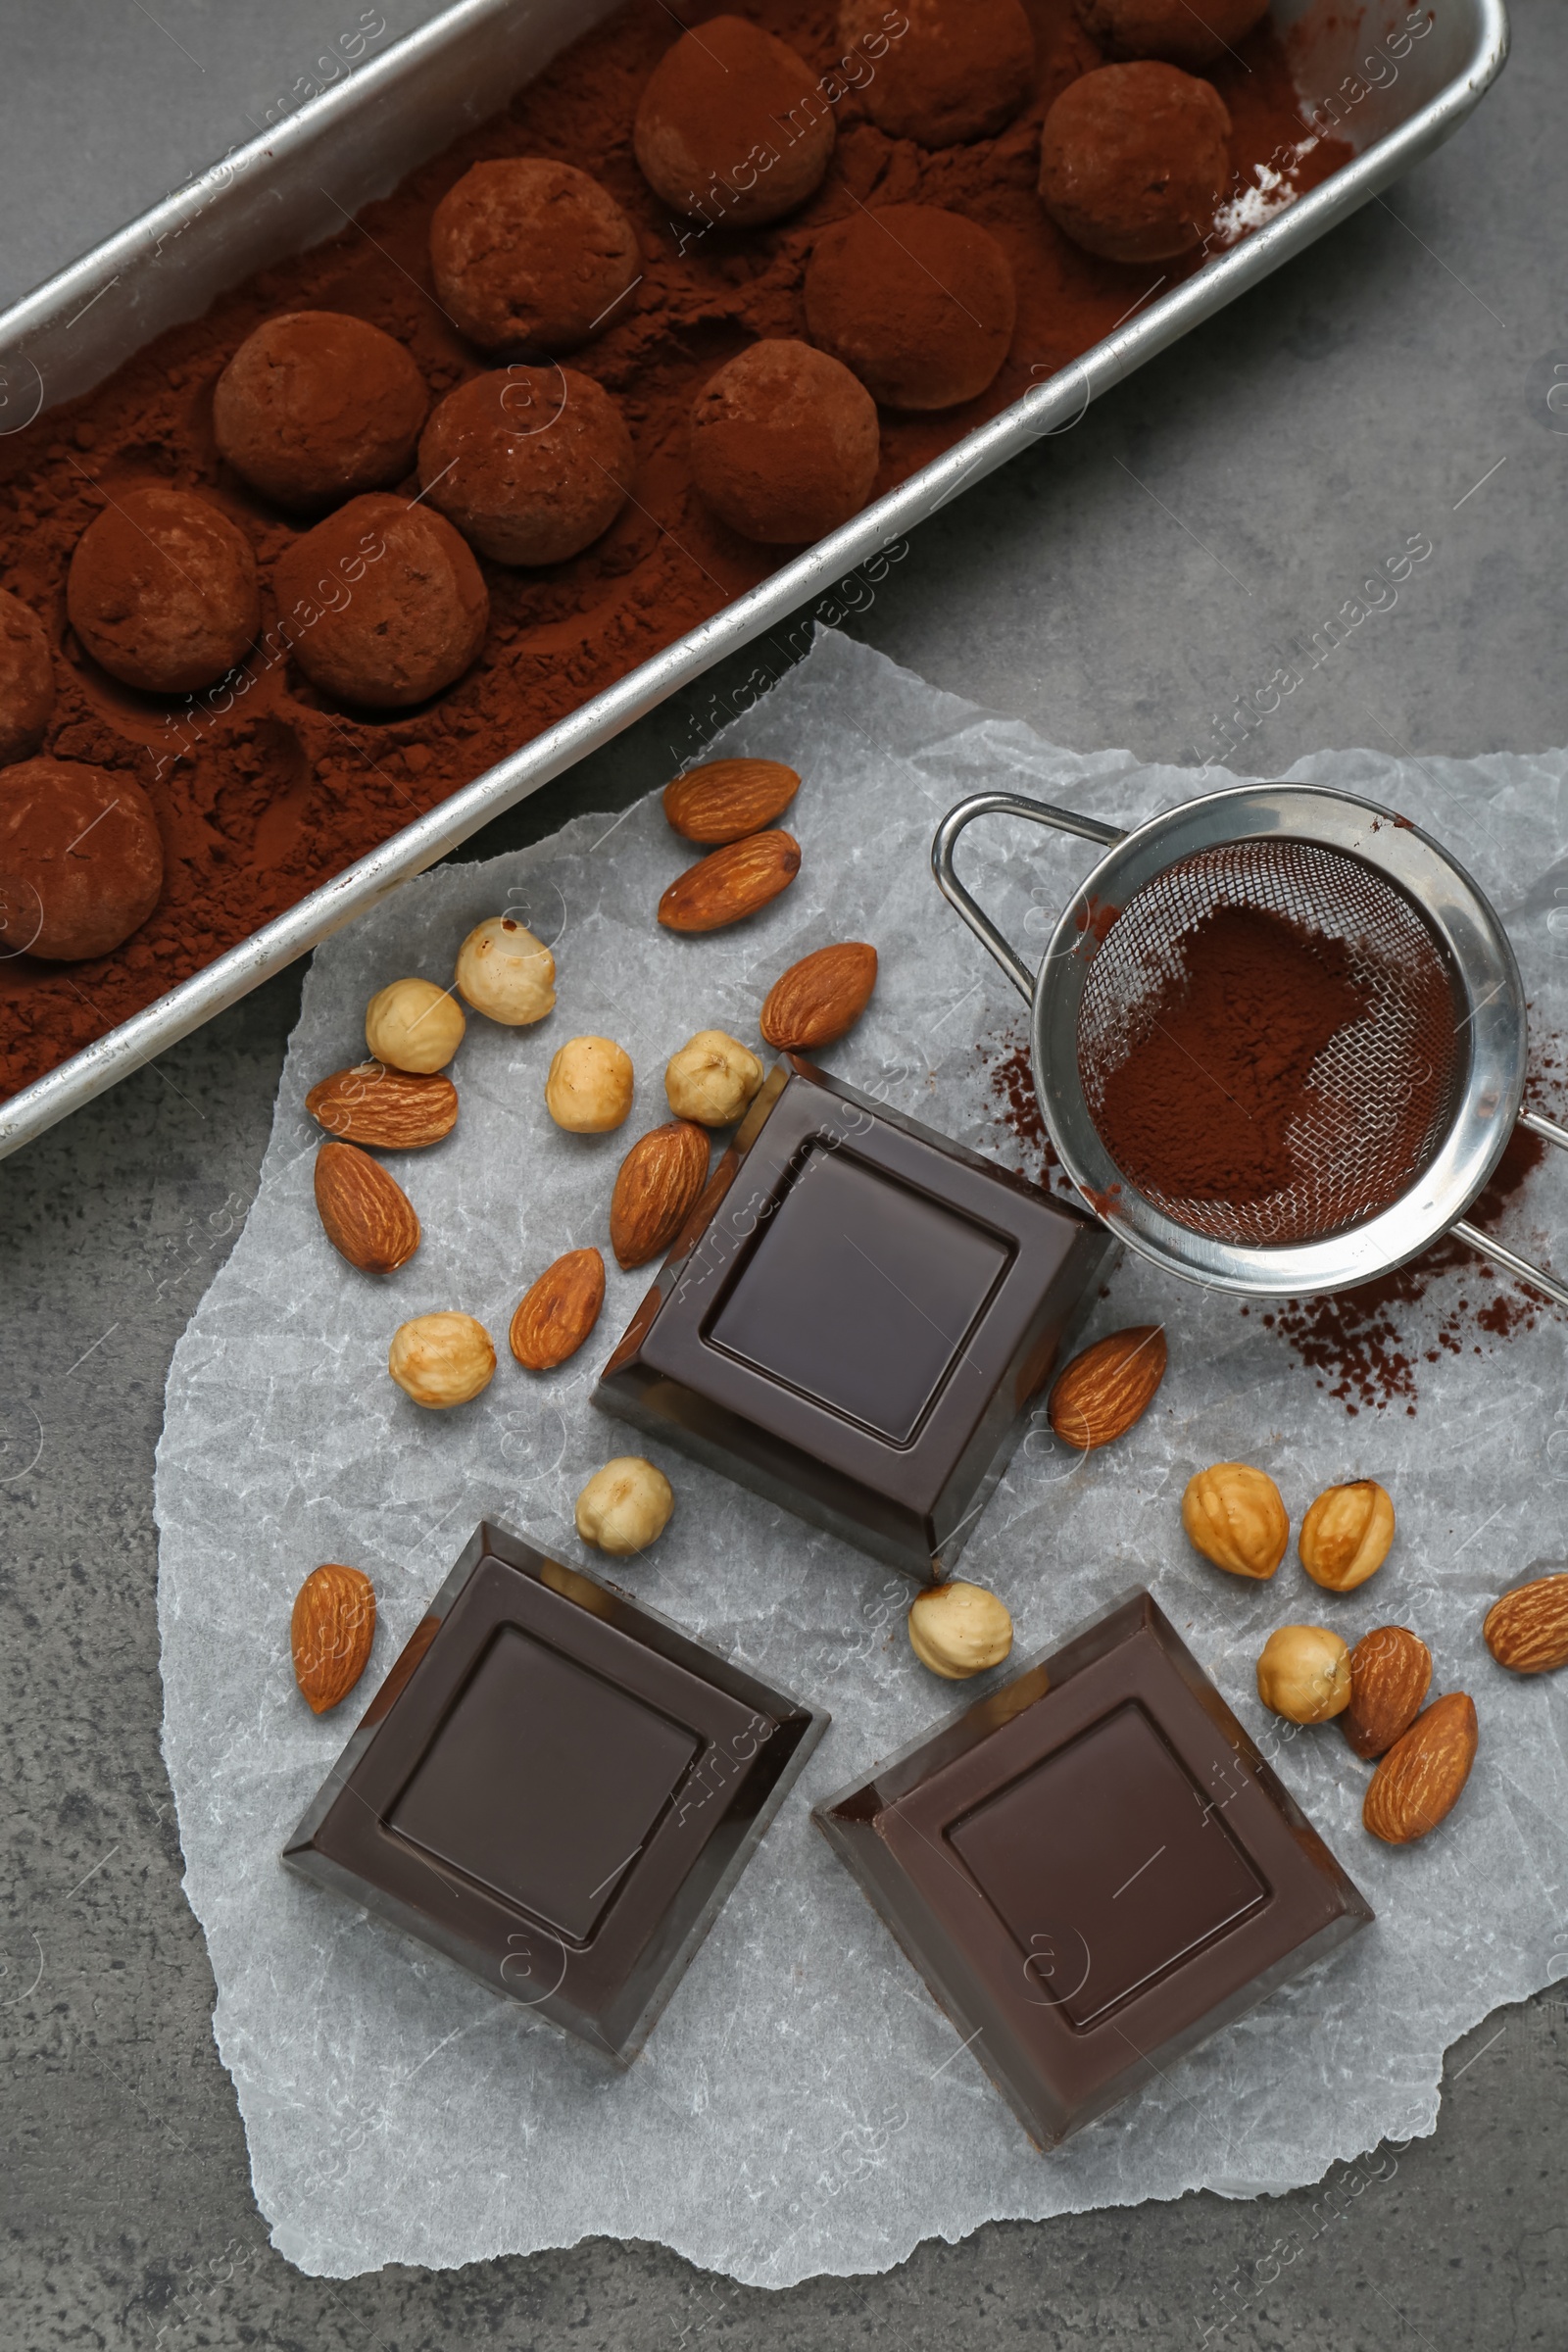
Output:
[
  {"xmin": 596, "ymin": 1059, "xmax": 1112, "ymax": 1580},
  {"xmin": 430, "ymin": 160, "xmax": 642, "ymax": 353},
  {"xmin": 804, "ymin": 207, "xmax": 1016, "ymax": 413},
  {"xmin": 67, "ymin": 485, "xmax": 260, "ymax": 695},
  {"xmin": 213, "ymin": 311, "xmax": 429, "ymax": 511},
  {"xmin": 1075, "ymin": 0, "xmax": 1271, "ymax": 74},
  {"xmin": 815, "ymin": 1589, "xmax": 1373, "ymax": 2147},
  {"xmin": 689, "ymin": 340, "xmax": 880, "ymax": 546},
  {"xmin": 838, "ymin": 0, "xmax": 1036, "ymax": 148},
  {"xmin": 417, "ymin": 368, "xmax": 632, "ymax": 566},
  {"xmin": 272, "ymin": 493, "xmax": 488, "ymax": 709},
  {"xmin": 0, "ymin": 758, "xmax": 163, "ymax": 960},
  {"xmin": 284, "ymin": 1524, "xmax": 825, "ymax": 2061},
  {"xmin": 1039, "ymin": 62, "xmax": 1233, "ymax": 266}
]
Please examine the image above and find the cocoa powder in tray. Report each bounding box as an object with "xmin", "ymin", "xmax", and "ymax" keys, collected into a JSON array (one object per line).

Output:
[{"xmin": 0, "ymin": 0, "xmax": 1347, "ymax": 1103}]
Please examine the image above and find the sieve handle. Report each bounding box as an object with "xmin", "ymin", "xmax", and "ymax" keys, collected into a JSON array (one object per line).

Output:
[
  {"xmin": 931, "ymin": 792, "xmax": 1126, "ymax": 1003},
  {"xmin": 1450, "ymin": 1106, "xmax": 1568, "ymax": 1311}
]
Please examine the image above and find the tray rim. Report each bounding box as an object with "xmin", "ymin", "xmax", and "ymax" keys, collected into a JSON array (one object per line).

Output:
[{"xmin": 0, "ymin": 0, "xmax": 1511, "ymax": 1164}]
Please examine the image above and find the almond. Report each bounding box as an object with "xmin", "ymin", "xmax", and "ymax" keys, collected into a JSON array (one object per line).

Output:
[
  {"xmin": 1363, "ymin": 1691, "xmax": 1477, "ymax": 1844},
  {"xmin": 1483, "ymin": 1571, "xmax": 1568, "ymax": 1674},
  {"xmin": 291, "ymin": 1562, "xmax": 376, "ymax": 1715},
  {"xmin": 662, "ymin": 757, "xmax": 800, "ymax": 844},
  {"xmin": 658, "ymin": 831, "xmax": 801, "ymax": 933},
  {"xmin": 760, "ymin": 942, "xmax": 878, "ymax": 1051},
  {"xmin": 1342, "ymin": 1624, "xmax": 1432, "ymax": 1760},
  {"xmin": 510, "ymin": 1247, "xmax": 607, "ymax": 1371},
  {"xmin": 610, "ymin": 1121, "xmax": 710, "ymax": 1270},
  {"xmin": 313, "ymin": 1142, "xmax": 420, "ymax": 1274},
  {"xmin": 305, "ymin": 1060, "xmax": 458, "ymax": 1149},
  {"xmin": 1049, "ymin": 1325, "xmax": 1167, "ymax": 1449}
]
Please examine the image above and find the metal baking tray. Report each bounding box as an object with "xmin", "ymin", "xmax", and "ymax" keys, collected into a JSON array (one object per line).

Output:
[{"xmin": 0, "ymin": 0, "xmax": 1508, "ymax": 1161}]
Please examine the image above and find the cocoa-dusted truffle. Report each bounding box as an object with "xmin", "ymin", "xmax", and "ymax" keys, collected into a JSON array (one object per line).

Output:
[
  {"xmin": 0, "ymin": 589, "xmax": 53, "ymax": 763},
  {"xmin": 213, "ymin": 311, "xmax": 428, "ymax": 510},
  {"xmin": 1074, "ymin": 0, "xmax": 1270, "ymax": 72},
  {"xmin": 838, "ymin": 0, "xmax": 1035, "ymax": 146},
  {"xmin": 417, "ymin": 367, "xmax": 632, "ymax": 565},
  {"xmin": 635, "ymin": 16, "xmax": 834, "ymax": 229},
  {"xmin": 1039, "ymin": 63, "xmax": 1232, "ymax": 263},
  {"xmin": 273, "ymin": 494, "xmax": 488, "ymax": 709},
  {"xmin": 690, "ymin": 340, "xmax": 880, "ymax": 545},
  {"xmin": 430, "ymin": 160, "xmax": 642, "ymax": 353},
  {"xmin": 67, "ymin": 486, "xmax": 260, "ymax": 695},
  {"xmin": 0, "ymin": 759, "xmax": 163, "ymax": 961},
  {"xmin": 805, "ymin": 206, "xmax": 1016, "ymax": 411}
]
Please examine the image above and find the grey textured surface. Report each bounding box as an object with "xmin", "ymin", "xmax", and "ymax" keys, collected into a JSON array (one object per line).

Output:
[{"xmin": 2, "ymin": 2, "xmax": 1567, "ymax": 2346}]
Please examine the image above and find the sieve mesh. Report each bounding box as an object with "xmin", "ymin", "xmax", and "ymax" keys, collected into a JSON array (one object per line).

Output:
[{"xmin": 1076, "ymin": 837, "xmax": 1463, "ymax": 1248}]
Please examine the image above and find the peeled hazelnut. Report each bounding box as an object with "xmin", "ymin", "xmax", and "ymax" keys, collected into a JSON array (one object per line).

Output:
[
  {"xmin": 575, "ymin": 1455, "xmax": 674, "ymax": 1555},
  {"xmin": 366, "ymin": 977, "xmax": 466, "ymax": 1074},
  {"xmin": 1256, "ymin": 1624, "xmax": 1352, "ymax": 1723},
  {"xmin": 546, "ymin": 1035, "xmax": 634, "ymax": 1133},
  {"xmin": 388, "ymin": 1311, "xmax": 496, "ymax": 1408},
  {"xmin": 906, "ymin": 1580, "xmax": 1013, "ymax": 1680},
  {"xmin": 1182, "ymin": 1462, "xmax": 1289, "ymax": 1580},
  {"xmin": 454, "ymin": 914, "xmax": 556, "ymax": 1026},
  {"xmin": 1299, "ymin": 1479, "xmax": 1396, "ymax": 1592},
  {"xmin": 664, "ymin": 1029, "xmax": 763, "ymax": 1127}
]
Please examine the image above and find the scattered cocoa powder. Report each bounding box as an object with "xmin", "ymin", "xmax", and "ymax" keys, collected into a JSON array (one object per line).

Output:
[
  {"xmin": 0, "ymin": 0, "xmax": 1348, "ymax": 1104},
  {"xmin": 985, "ymin": 1027, "xmax": 1566, "ymax": 1416}
]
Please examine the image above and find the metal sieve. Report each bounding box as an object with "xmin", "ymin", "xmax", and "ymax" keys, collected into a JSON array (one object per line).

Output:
[{"xmin": 932, "ymin": 783, "xmax": 1568, "ymax": 1307}]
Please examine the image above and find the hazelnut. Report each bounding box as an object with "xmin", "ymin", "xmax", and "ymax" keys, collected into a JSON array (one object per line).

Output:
[
  {"xmin": 366, "ymin": 977, "xmax": 466, "ymax": 1074},
  {"xmin": 388, "ymin": 1311, "xmax": 496, "ymax": 1408},
  {"xmin": 1182, "ymin": 1462, "xmax": 1289, "ymax": 1580},
  {"xmin": 1255, "ymin": 1624, "xmax": 1352, "ymax": 1724},
  {"xmin": 454, "ymin": 914, "xmax": 556, "ymax": 1026},
  {"xmin": 664, "ymin": 1029, "xmax": 763, "ymax": 1127},
  {"xmin": 546, "ymin": 1035, "xmax": 634, "ymax": 1133},
  {"xmin": 906, "ymin": 1581, "xmax": 1014, "ymax": 1680},
  {"xmin": 575, "ymin": 1456, "xmax": 674, "ymax": 1555},
  {"xmin": 1299, "ymin": 1479, "xmax": 1396, "ymax": 1592}
]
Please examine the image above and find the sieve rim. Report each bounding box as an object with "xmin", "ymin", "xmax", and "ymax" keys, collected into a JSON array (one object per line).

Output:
[{"xmin": 1027, "ymin": 784, "xmax": 1525, "ymax": 1298}]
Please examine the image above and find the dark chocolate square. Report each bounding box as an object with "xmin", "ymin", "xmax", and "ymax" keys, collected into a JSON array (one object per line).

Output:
[
  {"xmin": 387, "ymin": 1628, "xmax": 700, "ymax": 1943},
  {"xmin": 596, "ymin": 1059, "xmax": 1113, "ymax": 1581},
  {"xmin": 283, "ymin": 1524, "xmax": 827, "ymax": 2064},
  {"xmin": 709, "ymin": 1146, "xmax": 1010, "ymax": 1443},
  {"xmin": 814, "ymin": 1591, "xmax": 1372, "ymax": 2147},
  {"xmin": 948, "ymin": 1703, "xmax": 1266, "ymax": 2028}
]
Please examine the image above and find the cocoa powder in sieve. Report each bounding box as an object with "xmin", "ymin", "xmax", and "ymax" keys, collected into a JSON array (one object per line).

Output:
[{"xmin": 0, "ymin": 0, "xmax": 1348, "ymax": 1103}]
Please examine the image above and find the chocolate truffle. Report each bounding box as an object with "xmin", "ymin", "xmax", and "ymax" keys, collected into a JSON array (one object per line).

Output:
[
  {"xmin": 1074, "ymin": 0, "xmax": 1270, "ymax": 72},
  {"xmin": 805, "ymin": 206, "xmax": 1016, "ymax": 411},
  {"xmin": 430, "ymin": 160, "xmax": 642, "ymax": 353},
  {"xmin": 1039, "ymin": 62, "xmax": 1232, "ymax": 264},
  {"xmin": 0, "ymin": 589, "xmax": 53, "ymax": 763},
  {"xmin": 417, "ymin": 367, "xmax": 632, "ymax": 565},
  {"xmin": 67, "ymin": 485, "xmax": 260, "ymax": 695},
  {"xmin": 838, "ymin": 0, "xmax": 1035, "ymax": 146},
  {"xmin": 212, "ymin": 311, "xmax": 429, "ymax": 510},
  {"xmin": 690, "ymin": 340, "xmax": 880, "ymax": 546},
  {"xmin": 635, "ymin": 16, "xmax": 834, "ymax": 229},
  {"xmin": 272, "ymin": 493, "xmax": 488, "ymax": 709},
  {"xmin": 0, "ymin": 759, "xmax": 163, "ymax": 961}
]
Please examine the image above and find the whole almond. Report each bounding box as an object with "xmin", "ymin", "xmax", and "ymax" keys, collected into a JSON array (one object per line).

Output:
[
  {"xmin": 610, "ymin": 1121, "xmax": 710, "ymax": 1269},
  {"xmin": 1363, "ymin": 1691, "xmax": 1477, "ymax": 1844},
  {"xmin": 658, "ymin": 831, "xmax": 801, "ymax": 933},
  {"xmin": 1049, "ymin": 1325, "xmax": 1167, "ymax": 1450},
  {"xmin": 1483, "ymin": 1571, "xmax": 1568, "ymax": 1674},
  {"xmin": 1342, "ymin": 1624, "xmax": 1433, "ymax": 1759},
  {"xmin": 662, "ymin": 757, "xmax": 800, "ymax": 844},
  {"xmin": 291, "ymin": 1563, "xmax": 376, "ymax": 1715},
  {"xmin": 306, "ymin": 1061, "xmax": 458, "ymax": 1149},
  {"xmin": 510, "ymin": 1247, "xmax": 607, "ymax": 1371},
  {"xmin": 314, "ymin": 1142, "xmax": 420, "ymax": 1274},
  {"xmin": 760, "ymin": 942, "xmax": 878, "ymax": 1051}
]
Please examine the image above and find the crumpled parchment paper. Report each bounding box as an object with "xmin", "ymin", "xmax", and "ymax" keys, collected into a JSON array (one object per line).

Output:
[{"xmin": 156, "ymin": 627, "xmax": 1568, "ymax": 2284}]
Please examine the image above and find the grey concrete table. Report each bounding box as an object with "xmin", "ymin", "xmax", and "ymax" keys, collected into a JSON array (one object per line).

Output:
[{"xmin": 3, "ymin": 5, "xmax": 1566, "ymax": 2346}]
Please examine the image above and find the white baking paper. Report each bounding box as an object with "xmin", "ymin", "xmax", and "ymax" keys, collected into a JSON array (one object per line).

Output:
[{"xmin": 156, "ymin": 627, "xmax": 1568, "ymax": 2284}]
